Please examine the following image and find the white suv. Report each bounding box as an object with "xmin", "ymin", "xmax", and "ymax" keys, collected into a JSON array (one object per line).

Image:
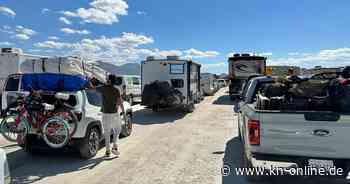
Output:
[
  {"xmin": 1, "ymin": 74, "xmax": 133, "ymax": 159},
  {"xmin": 0, "ymin": 148, "xmax": 11, "ymax": 184}
]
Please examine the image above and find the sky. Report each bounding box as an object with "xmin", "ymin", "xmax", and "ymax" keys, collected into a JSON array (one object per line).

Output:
[{"xmin": 1, "ymin": 0, "xmax": 350, "ymax": 74}]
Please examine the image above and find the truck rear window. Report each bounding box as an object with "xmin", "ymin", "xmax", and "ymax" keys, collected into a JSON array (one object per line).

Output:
[{"xmin": 5, "ymin": 76, "xmax": 20, "ymax": 91}]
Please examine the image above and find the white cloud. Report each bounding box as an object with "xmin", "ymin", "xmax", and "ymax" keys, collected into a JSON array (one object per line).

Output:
[
  {"xmin": 153, "ymin": 49, "xmax": 183, "ymax": 58},
  {"xmin": 48, "ymin": 36, "xmax": 60, "ymax": 40},
  {"xmin": 33, "ymin": 32, "xmax": 220, "ymax": 65},
  {"xmin": 137, "ymin": 11, "xmax": 147, "ymax": 15},
  {"xmin": 0, "ymin": 6, "xmax": 16, "ymax": 17},
  {"xmin": 42, "ymin": 8, "xmax": 51, "ymax": 14},
  {"xmin": 61, "ymin": 28, "xmax": 90, "ymax": 35},
  {"xmin": 62, "ymin": 0, "xmax": 128, "ymax": 25},
  {"xmin": 59, "ymin": 17, "xmax": 72, "ymax": 25},
  {"xmin": 16, "ymin": 26, "xmax": 37, "ymax": 36},
  {"xmin": 288, "ymin": 52, "xmax": 300, "ymax": 56},
  {"xmin": 270, "ymin": 48, "xmax": 350, "ymax": 68},
  {"xmin": 1, "ymin": 25, "xmax": 36, "ymax": 40},
  {"xmin": 34, "ymin": 32, "xmax": 154, "ymax": 62},
  {"xmin": 34, "ymin": 41, "xmax": 74, "ymax": 49},
  {"xmin": 12, "ymin": 34, "xmax": 30, "ymax": 40},
  {"xmin": 202, "ymin": 62, "xmax": 227, "ymax": 72},
  {"xmin": 259, "ymin": 52, "xmax": 273, "ymax": 56},
  {"xmin": 184, "ymin": 48, "xmax": 220, "ymax": 58},
  {"xmin": 0, "ymin": 42, "xmax": 13, "ymax": 46},
  {"xmin": 0, "ymin": 25, "xmax": 14, "ymax": 34}
]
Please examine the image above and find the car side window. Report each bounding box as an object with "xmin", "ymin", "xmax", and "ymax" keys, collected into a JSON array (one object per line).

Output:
[
  {"xmin": 242, "ymin": 80, "xmax": 252, "ymax": 101},
  {"xmin": 86, "ymin": 89, "xmax": 102, "ymax": 107}
]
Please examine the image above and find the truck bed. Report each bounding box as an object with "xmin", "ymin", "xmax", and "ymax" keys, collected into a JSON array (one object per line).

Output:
[{"xmin": 247, "ymin": 104, "xmax": 350, "ymax": 159}]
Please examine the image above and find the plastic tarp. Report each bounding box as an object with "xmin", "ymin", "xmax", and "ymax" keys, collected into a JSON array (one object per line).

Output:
[
  {"xmin": 21, "ymin": 57, "xmax": 107, "ymax": 83},
  {"xmin": 21, "ymin": 73, "xmax": 88, "ymax": 92}
]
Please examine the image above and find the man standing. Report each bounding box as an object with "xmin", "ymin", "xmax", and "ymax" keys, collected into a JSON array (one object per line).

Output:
[{"xmin": 92, "ymin": 74, "xmax": 126, "ymax": 157}]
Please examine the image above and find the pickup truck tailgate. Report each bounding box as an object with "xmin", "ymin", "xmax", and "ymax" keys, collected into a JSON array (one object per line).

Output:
[{"xmin": 258, "ymin": 112, "xmax": 350, "ymax": 159}]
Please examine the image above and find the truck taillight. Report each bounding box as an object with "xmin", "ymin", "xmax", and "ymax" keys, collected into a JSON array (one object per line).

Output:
[{"xmin": 248, "ymin": 119, "xmax": 260, "ymax": 146}]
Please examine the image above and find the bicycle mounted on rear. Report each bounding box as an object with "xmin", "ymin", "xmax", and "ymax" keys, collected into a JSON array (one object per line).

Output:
[{"xmin": 0, "ymin": 91, "xmax": 78, "ymax": 149}]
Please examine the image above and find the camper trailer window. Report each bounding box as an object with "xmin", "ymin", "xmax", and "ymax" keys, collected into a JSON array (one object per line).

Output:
[
  {"xmin": 132, "ymin": 77, "xmax": 140, "ymax": 85},
  {"xmin": 171, "ymin": 79, "xmax": 184, "ymax": 88},
  {"xmin": 170, "ymin": 64, "xmax": 184, "ymax": 74}
]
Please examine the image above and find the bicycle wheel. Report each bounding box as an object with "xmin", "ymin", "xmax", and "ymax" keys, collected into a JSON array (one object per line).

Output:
[
  {"xmin": 54, "ymin": 111, "xmax": 78, "ymax": 138},
  {"xmin": 42, "ymin": 117, "xmax": 70, "ymax": 149},
  {"xmin": 0, "ymin": 114, "xmax": 29, "ymax": 142}
]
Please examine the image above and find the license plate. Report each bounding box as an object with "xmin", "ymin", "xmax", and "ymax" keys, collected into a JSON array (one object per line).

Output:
[{"xmin": 308, "ymin": 159, "xmax": 334, "ymax": 169}]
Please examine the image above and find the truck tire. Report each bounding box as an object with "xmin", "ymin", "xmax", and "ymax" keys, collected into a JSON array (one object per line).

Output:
[
  {"xmin": 79, "ymin": 127, "xmax": 100, "ymax": 159},
  {"xmin": 120, "ymin": 113, "xmax": 132, "ymax": 137}
]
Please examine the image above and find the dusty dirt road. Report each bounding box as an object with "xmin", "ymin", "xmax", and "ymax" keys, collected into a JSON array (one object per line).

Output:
[{"xmin": 1, "ymin": 88, "xmax": 346, "ymax": 184}]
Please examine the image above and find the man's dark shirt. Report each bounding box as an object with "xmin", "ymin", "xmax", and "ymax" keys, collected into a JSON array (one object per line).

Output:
[{"xmin": 96, "ymin": 85, "xmax": 121, "ymax": 113}]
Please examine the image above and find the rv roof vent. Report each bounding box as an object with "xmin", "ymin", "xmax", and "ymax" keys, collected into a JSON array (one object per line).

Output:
[
  {"xmin": 1, "ymin": 48, "xmax": 23, "ymax": 54},
  {"xmin": 167, "ymin": 56, "xmax": 179, "ymax": 60},
  {"xmin": 146, "ymin": 56, "xmax": 155, "ymax": 61},
  {"xmin": 242, "ymin": 53, "xmax": 250, "ymax": 57},
  {"xmin": 233, "ymin": 54, "xmax": 240, "ymax": 57}
]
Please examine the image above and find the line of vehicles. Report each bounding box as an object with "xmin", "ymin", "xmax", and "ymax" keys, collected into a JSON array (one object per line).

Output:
[
  {"xmin": 4, "ymin": 46, "xmax": 348, "ymax": 182},
  {"xmin": 0, "ymin": 48, "xmax": 228, "ymax": 159}
]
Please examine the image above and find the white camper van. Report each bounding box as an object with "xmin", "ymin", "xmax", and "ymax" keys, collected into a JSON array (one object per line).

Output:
[
  {"xmin": 0, "ymin": 48, "xmax": 44, "ymax": 106},
  {"xmin": 201, "ymin": 73, "xmax": 217, "ymax": 96},
  {"xmin": 115, "ymin": 75, "xmax": 141, "ymax": 105},
  {"xmin": 141, "ymin": 56, "xmax": 201, "ymax": 112}
]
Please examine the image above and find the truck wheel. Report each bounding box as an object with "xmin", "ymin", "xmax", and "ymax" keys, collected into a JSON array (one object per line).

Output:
[
  {"xmin": 120, "ymin": 113, "xmax": 132, "ymax": 137},
  {"xmin": 79, "ymin": 127, "xmax": 100, "ymax": 159}
]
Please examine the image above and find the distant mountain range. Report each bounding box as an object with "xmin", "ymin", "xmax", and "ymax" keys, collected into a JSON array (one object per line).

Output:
[{"xmin": 94, "ymin": 61, "xmax": 140, "ymax": 76}]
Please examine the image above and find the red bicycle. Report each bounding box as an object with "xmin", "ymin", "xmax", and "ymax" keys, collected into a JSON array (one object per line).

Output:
[{"xmin": 1, "ymin": 92, "xmax": 78, "ymax": 149}]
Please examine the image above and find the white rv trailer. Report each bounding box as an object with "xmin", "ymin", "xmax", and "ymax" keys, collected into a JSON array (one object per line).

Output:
[
  {"xmin": 201, "ymin": 73, "xmax": 217, "ymax": 96},
  {"xmin": 0, "ymin": 48, "xmax": 45, "ymax": 106},
  {"xmin": 141, "ymin": 56, "xmax": 201, "ymax": 111}
]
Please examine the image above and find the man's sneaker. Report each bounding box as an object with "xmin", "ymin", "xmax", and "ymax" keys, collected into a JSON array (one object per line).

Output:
[
  {"xmin": 112, "ymin": 147, "xmax": 120, "ymax": 156},
  {"xmin": 105, "ymin": 150, "xmax": 111, "ymax": 157}
]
